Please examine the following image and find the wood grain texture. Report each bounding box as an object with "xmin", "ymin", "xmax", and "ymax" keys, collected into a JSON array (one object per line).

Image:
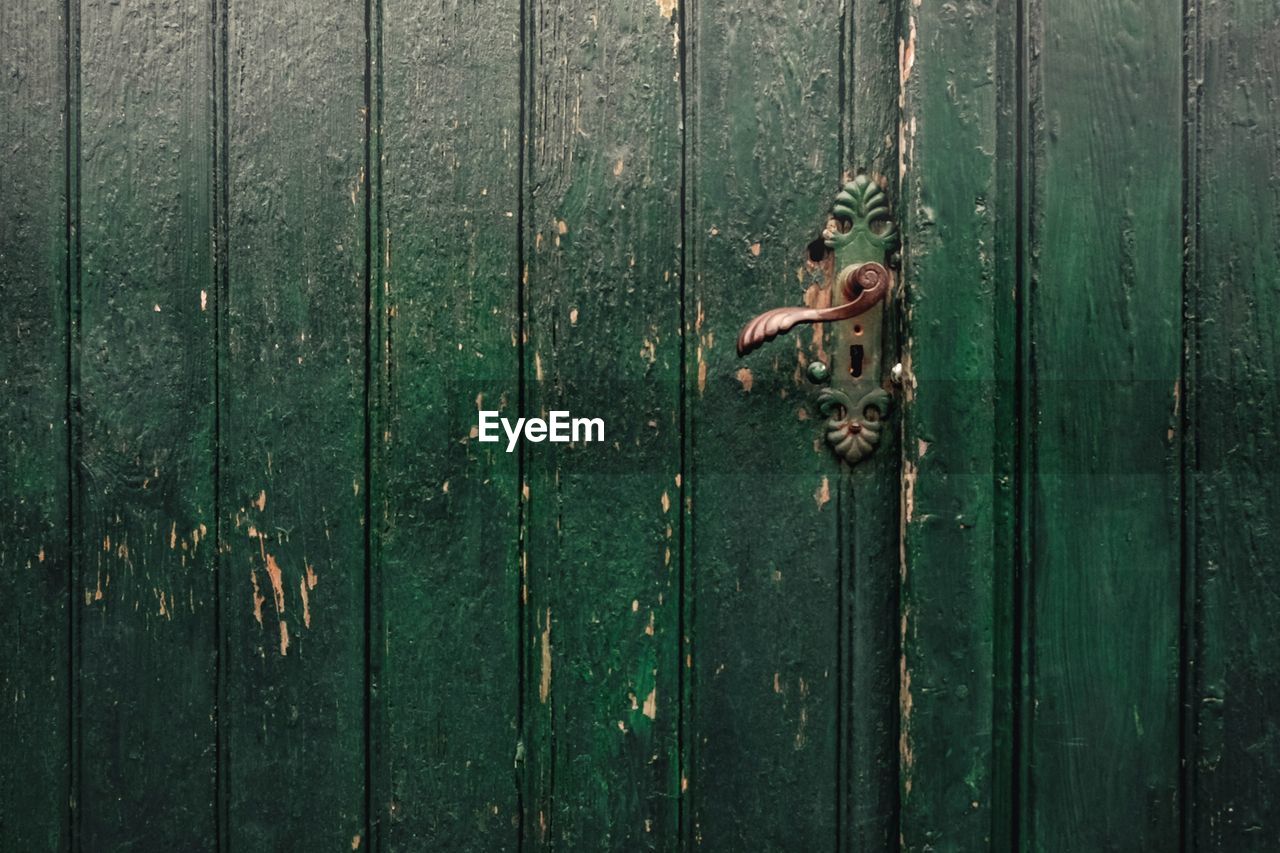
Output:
[
  {"xmin": 842, "ymin": 0, "xmax": 903, "ymax": 847},
  {"xmin": 378, "ymin": 0, "xmax": 522, "ymax": 847},
  {"xmin": 223, "ymin": 0, "xmax": 368, "ymax": 846},
  {"xmin": 1025, "ymin": 0, "xmax": 1185, "ymax": 847},
  {"xmin": 685, "ymin": 0, "xmax": 847, "ymax": 847},
  {"xmin": 75, "ymin": 0, "xmax": 218, "ymax": 845},
  {"xmin": 0, "ymin": 1, "xmax": 70, "ymax": 848},
  {"xmin": 1193, "ymin": 0, "xmax": 1280, "ymax": 847},
  {"xmin": 897, "ymin": 0, "xmax": 1011, "ymax": 849},
  {"xmin": 521, "ymin": 0, "xmax": 682, "ymax": 846}
]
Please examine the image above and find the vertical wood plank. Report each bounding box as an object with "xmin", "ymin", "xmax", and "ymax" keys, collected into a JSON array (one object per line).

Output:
[
  {"xmin": 75, "ymin": 0, "xmax": 218, "ymax": 846},
  {"xmin": 521, "ymin": 0, "xmax": 683, "ymax": 846},
  {"xmin": 1025, "ymin": 0, "xmax": 1184, "ymax": 846},
  {"xmin": 685, "ymin": 0, "xmax": 845, "ymax": 847},
  {"xmin": 1193, "ymin": 0, "xmax": 1280, "ymax": 846},
  {"xmin": 842, "ymin": 0, "xmax": 902, "ymax": 847},
  {"xmin": 0, "ymin": 1, "xmax": 71, "ymax": 848},
  {"xmin": 896, "ymin": 0, "xmax": 1010, "ymax": 848},
  {"xmin": 223, "ymin": 0, "xmax": 368, "ymax": 846},
  {"xmin": 378, "ymin": 0, "xmax": 522, "ymax": 847}
]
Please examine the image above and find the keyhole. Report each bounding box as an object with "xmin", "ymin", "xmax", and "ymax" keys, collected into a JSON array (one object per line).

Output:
[{"xmin": 849, "ymin": 344, "xmax": 864, "ymax": 378}]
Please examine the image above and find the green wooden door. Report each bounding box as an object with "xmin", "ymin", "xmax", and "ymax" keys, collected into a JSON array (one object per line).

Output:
[{"xmin": 2, "ymin": 0, "xmax": 1278, "ymax": 850}]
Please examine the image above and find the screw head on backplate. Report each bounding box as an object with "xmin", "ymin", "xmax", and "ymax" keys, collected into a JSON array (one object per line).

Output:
[{"xmin": 807, "ymin": 361, "xmax": 831, "ymax": 384}]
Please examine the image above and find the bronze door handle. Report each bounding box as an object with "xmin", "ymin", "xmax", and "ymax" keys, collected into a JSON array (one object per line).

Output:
[{"xmin": 736, "ymin": 261, "xmax": 890, "ymax": 357}]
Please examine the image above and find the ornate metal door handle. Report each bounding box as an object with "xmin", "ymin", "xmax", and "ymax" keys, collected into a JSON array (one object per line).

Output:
[{"xmin": 737, "ymin": 175, "xmax": 899, "ymax": 466}]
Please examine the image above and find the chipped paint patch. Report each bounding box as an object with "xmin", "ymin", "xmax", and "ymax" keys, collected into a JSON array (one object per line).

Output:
[
  {"xmin": 661, "ymin": 491, "xmax": 671, "ymax": 513},
  {"xmin": 279, "ymin": 620, "xmax": 290, "ymax": 656},
  {"xmin": 735, "ymin": 366, "xmax": 753, "ymax": 392},
  {"xmin": 251, "ymin": 570, "xmax": 265, "ymax": 625},
  {"xmin": 900, "ymin": 16, "xmax": 916, "ymax": 84},
  {"xmin": 900, "ymin": 635, "xmax": 914, "ymax": 793},
  {"xmin": 642, "ymin": 687, "xmax": 657, "ymax": 720},
  {"xmin": 903, "ymin": 459, "xmax": 917, "ymax": 524},
  {"xmin": 656, "ymin": 0, "xmax": 677, "ymax": 19},
  {"xmin": 815, "ymin": 476, "xmax": 831, "ymax": 509}
]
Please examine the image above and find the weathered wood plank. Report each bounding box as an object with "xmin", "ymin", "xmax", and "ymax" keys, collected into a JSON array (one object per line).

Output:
[
  {"xmin": 0, "ymin": 1, "xmax": 71, "ymax": 848},
  {"xmin": 521, "ymin": 0, "xmax": 683, "ymax": 846},
  {"xmin": 74, "ymin": 0, "xmax": 218, "ymax": 846},
  {"xmin": 1193, "ymin": 1, "xmax": 1280, "ymax": 846},
  {"xmin": 1025, "ymin": 0, "xmax": 1184, "ymax": 846},
  {"xmin": 842, "ymin": 0, "xmax": 903, "ymax": 847},
  {"xmin": 896, "ymin": 0, "xmax": 1011, "ymax": 848},
  {"xmin": 686, "ymin": 0, "xmax": 846, "ymax": 847},
  {"xmin": 378, "ymin": 0, "xmax": 522, "ymax": 847},
  {"xmin": 223, "ymin": 0, "xmax": 368, "ymax": 846}
]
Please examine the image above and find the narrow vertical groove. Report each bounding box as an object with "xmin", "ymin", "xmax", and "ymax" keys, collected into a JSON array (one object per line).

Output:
[
  {"xmin": 1177, "ymin": 0, "xmax": 1201, "ymax": 847},
  {"xmin": 1012, "ymin": 0, "xmax": 1034, "ymax": 846},
  {"xmin": 835, "ymin": 479, "xmax": 847, "ymax": 852},
  {"xmin": 515, "ymin": 0, "xmax": 530, "ymax": 844},
  {"xmin": 362, "ymin": 0, "xmax": 383, "ymax": 845},
  {"xmin": 676, "ymin": 0, "xmax": 691, "ymax": 843},
  {"xmin": 211, "ymin": 0, "xmax": 230, "ymax": 847},
  {"xmin": 64, "ymin": 0, "xmax": 82, "ymax": 846},
  {"xmin": 992, "ymin": 0, "xmax": 1019, "ymax": 846},
  {"xmin": 834, "ymin": 7, "xmax": 850, "ymax": 849}
]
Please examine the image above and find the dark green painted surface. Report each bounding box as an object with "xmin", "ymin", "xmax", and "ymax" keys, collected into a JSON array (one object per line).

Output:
[
  {"xmin": 378, "ymin": 0, "xmax": 520, "ymax": 848},
  {"xmin": 223, "ymin": 0, "xmax": 369, "ymax": 848},
  {"xmin": 1193, "ymin": 1, "xmax": 1280, "ymax": 848},
  {"xmin": 686, "ymin": 0, "xmax": 849, "ymax": 847},
  {"xmin": 1024, "ymin": 1, "xmax": 1185, "ymax": 848},
  {"xmin": 1, "ymin": 1, "xmax": 70, "ymax": 849},
  {"xmin": 76, "ymin": 0, "xmax": 218, "ymax": 846},
  {"xmin": 521, "ymin": 0, "xmax": 682, "ymax": 847},
  {"xmin": 897, "ymin": 0, "xmax": 1010, "ymax": 849},
  {"xmin": 4, "ymin": 0, "xmax": 1280, "ymax": 850}
]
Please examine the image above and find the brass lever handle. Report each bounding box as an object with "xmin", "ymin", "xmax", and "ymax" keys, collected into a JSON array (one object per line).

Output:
[{"xmin": 736, "ymin": 262, "xmax": 890, "ymax": 357}]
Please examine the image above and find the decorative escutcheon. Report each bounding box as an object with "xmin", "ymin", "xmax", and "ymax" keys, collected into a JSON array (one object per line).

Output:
[{"xmin": 737, "ymin": 174, "xmax": 899, "ymax": 466}]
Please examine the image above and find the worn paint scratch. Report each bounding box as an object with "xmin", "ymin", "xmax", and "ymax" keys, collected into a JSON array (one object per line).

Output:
[
  {"xmin": 540, "ymin": 608, "xmax": 552, "ymax": 703},
  {"xmin": 265, "ymin": 553, "xmax": 285, "ymax": 614},
  {"xmin": 300, "ymin": 576, "xmax": 312, "ymax": 628}
]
